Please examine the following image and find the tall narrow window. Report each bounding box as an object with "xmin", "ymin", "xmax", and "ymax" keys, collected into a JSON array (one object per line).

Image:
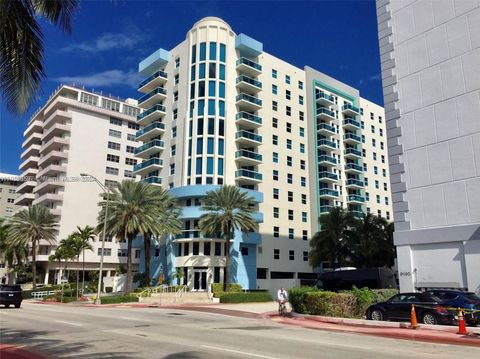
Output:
[
  {"xmin": 191, "ymin": 45, "xmax": 196, "ymax": 63},
  {"xmin": 219, "ymin": 44, "xmax": 226, "ymax": 62},
  {"xmin": 208, "ymin": 81, "xmax": 216, "ymax": 96},
  {"xmin": 209, "ymin": 42, "xmax": 217, "ymax": 61},
  {"xmin": 199, "ymin": 42, "xmax": 206, "ymax": 61}
]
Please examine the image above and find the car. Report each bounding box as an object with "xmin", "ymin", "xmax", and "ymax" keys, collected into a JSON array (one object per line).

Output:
[
  {"xmin": 366, "ymin": 292, "xmax": 456, "ymax": 325},
  {"xmin": 0, "ymin": 284, "xmax": 23, "ymax": 308},
  {"xmin": 426, "ymin": 289, "xmax": 480, "ymax": 326}
]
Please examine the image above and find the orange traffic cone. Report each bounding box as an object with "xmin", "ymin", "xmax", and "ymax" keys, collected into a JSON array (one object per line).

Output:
[
  {"xmin": 410, "ymin": 304, "xmax": 418, "ymax": 329},
  {"xmin": 457, "ymin": 308, "xmax": 467, "ymax": 335}
]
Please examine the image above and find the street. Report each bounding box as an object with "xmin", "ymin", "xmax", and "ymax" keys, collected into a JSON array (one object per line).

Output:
[{"xmin": 0, "ymin": 302, "xmax": 478, "ymax": 359}]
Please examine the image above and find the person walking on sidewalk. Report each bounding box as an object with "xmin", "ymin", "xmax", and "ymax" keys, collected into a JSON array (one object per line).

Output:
[{"xmin": 277, "ymin": 287, "xmax": 288, "ymax": 316}]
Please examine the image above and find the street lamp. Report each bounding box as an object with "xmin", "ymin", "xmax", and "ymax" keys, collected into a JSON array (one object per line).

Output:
[{"xmin": 80, "ymin": 173, "xmax": 111, "ymax": 305}]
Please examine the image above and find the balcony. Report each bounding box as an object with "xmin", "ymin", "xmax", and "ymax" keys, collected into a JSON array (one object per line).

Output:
[
  {"xmin": 15, "ymin": 193, "xmax": 35, "ymax": 206},
  {"xmin": 346, "ymin": 178, "xmax": 364, "ymax": 189},
  {"xmin": 316, "ymin": 92, "xmax": 336, "ymax": 106},
  {"xmin": 344, "ymin": 148, "xmax": 362, "ymax": 159},
  {"xmin": 138, "ymin": 87, "xmax": 167, "ymax": 108},
  {"xmin": 38, "ymin": 150, "xmax": 68, "ymax": 168},
  {"xmin": 236, "ymin": 57, "xmax": 262, "ymax": 77},
  {"xmin": 342, "ymin": 103, "xmax": 360, "ymax": 116},
  {"xmin": 317, "ymin": 139, "xmax": 337, "ymax": 151},
  {"xmin": 318, "ymin": 155, "xmax": 337, "ymax": 167},
  {"xmin": 320, "ymin": 205, "xmax": 333, "ymax": 214},
  {"xmin": 137, "ymin": 105, "xmax": 167, "ymax": 127},
  {"xmin": 316, "ymin": 107, "xmax": 336, "ymax": 121},
  {"xmin": 133, "ymin": 158, "xmax": 163, "ymax": 176},
  {"xmin": 134, "ymin": 139, "xmax": 165, "ymax": 159},
  {"xmin": 347, "ymin": 194, "xmax": 365, "ymax": 204},
  {"xmin": 43, "ymin": 110, "xmax": 71, "ymax": 129},
  {"xmin": 317, "ymin": 122, "xmax": 337, "ymax": 136},
  {"xmin": 24, "ymin": 120, "xmax": 43, "ymax": 138},
  {"xmin": 345, "ymin": 163, "xmax": 363, "ymax": 174},
  {"xmin": 16, "ymin": 180, "xmax": 36, "ymax": 194},
  {"xmin": 22, "ymin": 167, "xmax": 38, "ymax": 179},
  {"xmin": 235, "ymin": 169, "xmax": 263, "ymax": 184},
  {"xmin": 343, "ymin": 117, "xmax": 361, "ymax": 130},
  {"xmin": 42, "ymin": 123, "xmax": 71, "ymax": 142},
  {"xmin": 22, "ymin": 132, "xmax": 42, "ymax": 148},
  {"xmin": 235, "ymin": 112, "xmax": 262, "ymax": 130},
  {"xmin": 236, "ymin": 75, "xmax": 262, "ymax": 93},
  {"xmin": 34, "ymin": 180, "xmax": 64, "ymax": 195},
  {"xmin": 319, "ymin": 188, "xmax": 339, "ymax": 199},
  {"xmin": 351, "ymin": 210, "xmax": 365, "ymax": 219},
  {"xmin": 138, "ymin": 70, "xmax": 168, "ymax": 93},
  {"xmin": 19, "ymin": 156, "xmax": 39, "ymax": 171},
  {"xmin": 143, "ymin": 176, "xmax": 162, "ymax": 185},
  {"xmin": 235, "ymin": 130, "xmax": 262, "ymax": 146},
  {"xmin": 343, "ymin": 133, "xmax": 362, "ymax": 144},
  {"xmin": 50, "ymin": 208, "xmax": 62, "ymax": 217},
  {"xmin": 135, "ymin": 121, "xmax": 165, "ymax": 142},
  {"xmin": 318, "ymin": 171, "xmax": 339, "ymax": 182},
  {"xmin": 40, "ymin": 137, "xmax": 69, "ymax": 155},
  {"xmin": 235, "ymin": 149, "xmax": 262, "ymax": 165},
  {"xmin": 33, "ymin": 192, "xmax": 63, "ymax": 206},
  {"xmin": 21, "ymin": 144, "xmax": 41, "ymax": 160},
  {"xmin": 236, "ymin": 93, "xmax": 262, "ymax": 111},
  {"xmin": 37, "ymin": 164, "xmax": 66, "ymax": 178}
]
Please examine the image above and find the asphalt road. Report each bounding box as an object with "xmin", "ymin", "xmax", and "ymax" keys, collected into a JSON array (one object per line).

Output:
[{"xmin": 0, "ymin": 302, "xmax": 478, "ymax": 359}]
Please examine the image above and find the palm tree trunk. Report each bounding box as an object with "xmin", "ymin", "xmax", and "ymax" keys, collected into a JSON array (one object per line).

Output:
[
  {"xmin": 144, "ymin": 233, "xmax": 151, "ymax": 285},
  {"xmin": 32, "ymin": 238, "xmax": 37, "ymax": 289},
  {"xmin": 125, "ymin": 230, "xmax": 132, "ymax": 293},
  {"xmin": 224, "ymin": 227, "xmax": 231, "ymax": 292},
  {"xmin": 76, "ymin": 255, "xmax": 80, "ymax": 298},
  {"xmin": 81, "ymin": 249, "xmax": 85, "ymax": 295}
]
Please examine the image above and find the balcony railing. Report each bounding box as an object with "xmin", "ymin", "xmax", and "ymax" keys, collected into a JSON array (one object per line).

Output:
[
  {"xmin": 135, "ymin": 121, "xmax": 165, "ymax": 138},
  {"xmin": 134, "ymin": 139, "xmax": 165, "ymax": 155},
  {"xmin": 138, "ymin": 87, "xmax": 167, "ymax": 104},
  {"xmin": 319, "ymin": 188, "xmax": 339, "ymax": 197},
  {"xmin": 346, "ymin": 178, "xmax": 364, "ymax": 187},
  {"xmin": 316, "ymin": 107, "xmax": 336, "ymax": 118},
  {"xmin": 144, "ymin": 176, "xmax": 162, "ymax": 185},
  {"xmin": 345, "ymin": 163, "xmax": 363, "ymax": 172},
  {"xmin": 236, "ymin": 57, "xmax": 262, "ymax": 72},
  {"xmin": 318, "ymin": 155, "xmax": 337, "ymax": 165},
  {"xmin": 137, "ymin": 104, "xmax": 166, "ymax": 121},
  {"xmin": 342, "ymin": 103, "xmax": 360, "ymax": 114},
  {"xmin": 236, "ymin": 111, "xmax": 262, "ymax": 125},
  {"xmin": 316, "ymin": 92, "xmax": 335, "ymax": 103},
  {"xmin": 343, "ymin": 117, "xmax": 361, "ymax": 128},
  {"xmin": 347, "ymin": 194, "xmax": 365, "ymax": 203},
  {"xmin": 317, "ymin": 123, "xmax": 336, "ymax": 133},
  {"xmin": 236, "ymin": 75, "xmax": 262, "ymax": 89},
  {"xmin": 235, "ymin": 169, "xmax": 263, "ymax": 180},
  {"xmin": 235, "ymin": 130, "xmax": 262, "ymax": 143},
  {"xmin": 317, "ymin": 139, "xmax": 337, "ymax": 149},
  {"xmin": 344, "ymin": 148, "xmax": 362, "ymax": 157},
  {"xmin": 134, "ymin": 158, "xmax": 163, "ymax": 172},
  {"xmin": 320, "ymin": 205, "xmax": 333, "ymax": 214},
  {"xmin": 236, "ymin": 93, "xmax": 262, "ymax": 106},
  {"xmin": 343, "ymin": 133, "xmax": 362, "ymax": 142},
  {"xmin": 235, "ymin": 149, "xmax": 262, "ymax": 161},
  {"xmin": 139, "ymin": 70, "xmax": 168, "ymax": 89},
  {"xmin": 318, "ymin": 171, "xmax": 338, "ymax": 181}
]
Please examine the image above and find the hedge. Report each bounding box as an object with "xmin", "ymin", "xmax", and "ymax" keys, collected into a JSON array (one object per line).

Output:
[
  {"xmin": 212, "ymin": 283, "xmax": 242, "ymax": 298},
  {"xmin": 219, "ymin": 292, "xmax": 273, "ymax": 303},
  {"xmin": 100, "ymin": 295, "xmax": 139, "ymax": 304},
  {"xmin": 288, "ymin": 287, "xmax": 319, "ymax": 314}
]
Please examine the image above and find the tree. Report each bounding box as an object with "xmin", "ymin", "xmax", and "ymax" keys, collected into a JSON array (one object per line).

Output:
[
  {"xmin": 72, "ymin": 225, "xmax": 95, "ymax": 294},
  {"xmin": 199, "ymin": 185, "xmax": 257, "ymax": 291},
  {"xmin": 0, "ymin": 0, "xmax": 79, "ymax": 114},
  {"xmin": 0, "ymin": 218, "xmax": 28, "ymax": 284},
  {"xmin": 172, "ymin": 267, "xmax": 184, "ymax": 286},
  {"xmin": 309, "ymin": 207, "xmax": 356, "ymax": 269},
  {"xmin": 8, "ymin": 205, "xmax": 57, "ymax": 288},
  {"xmin": 96, "ymin": 180, "xmax": 170, "ymax": 293}
]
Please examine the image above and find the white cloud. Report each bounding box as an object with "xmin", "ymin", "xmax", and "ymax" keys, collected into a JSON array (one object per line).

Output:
[
  {"xmin": 369, "ymin": 73, "xmax": 381, "ymax": 81},
  {"xmin": 62, "ymin": 32, "xmax": 143, "ymax": 53},
  {"xmin": 54, "ymin": 69, "xmax": 142, "ymax": 88}
]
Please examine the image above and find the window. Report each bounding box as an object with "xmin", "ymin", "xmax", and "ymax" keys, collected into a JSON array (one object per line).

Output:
[
  {"xmin": 366, "ymin": 192, "xmax": 370, "ymax": 201},
  {"xmin": 373, "ymin": 152, "xmax": 377, "ymax": 161},
  {"xmin": 273, "ymin": 170, "xmax": 279, "ymax": 181},
  {"xmin": 300, "ymin": 176, "xmax": 306, "ymax": 187},
  {"xmin": 272, "ymin": 135, "xmax": 278, "ymax": 146},
  {"xmin": 287, "ymin": 156, "xmax": 292, "ymax": 167},
  {"xmin": 7, "ymin": 198, "xmax": 14, "ymax": 203},
  {"xmin": 110, "ymin": 118, "xmax": 122, "ymax": 126},
  {"xmin": 174, "ymin": 91, "xmax": 179, "ymax": 102},
  {"xmin": 273, "ymin": 188, "xmax": 279, "ymax": 199},
  {"xmin": 376, "ymin": 195, "xmax": 381, "ymax": 204},
  {"xmin": 381, "ymin": 155, "xmax": 385, "ymax": 164},
  {"xmin": 286, "ymin": 106, "xmax": 291, "ymax": 116},
  {"xmin": 203, "ymin": 242, "xmax": 211, "ymax": 256},
  {"xmin": 127, "ymin": 122, "xmax": 140, "ymax": 130},
  {"xmin": 300, "ymin": 160, "xmax": 305, "ymax": 170},
  {"xmin": 272, "ymin": 69, "xmax": 277, "ymax": 78},
  {"xmin": 109, "ymin": 129, "xmax": 121, "ymax": 138},
  {"xmin": 124, "ymin": 170, "xmax": 134, "ymax": 178},
  {"xmin": 172, "ymin": 126, "xmax": 177, "ymax": 138},
  {"xmin": 126, "ymin": 145, "xmax": 135, "ymax": 153},
  {"xmin": 273, "ymin": 207, "xmax": 279, "ymax": 219},
  {"xmin": 380, "ymin": 142, "xmax": 385, "ymax": 150},
  {"xmin": 288, "ymin": 228, "xmax": 294, "ymax": 240},
  {"xmin": 288, "ymin": 191, "xmax": 293, "ymax": 202},
  {"xmin": 273, "ymin": 226, "xmax": 279, "ymax": 238},
  {"xmin": 372, "ymin": 138, "xmax": 376, "ymax": 147},
  {"xmin": 375, "ymin": 180, "xmax": 379, "ymax": 189},
  {"xmin": 302, "ymin": 230, "xmax": 308, "ymax": 241},
  {"xmin": 102, "ymin": 99, "xmax": 120, "ymax": 112},
  {"xmin": 219, "ymin": 43, "xmax": 226, "ymax": 62},
  {"xmin": 380, "ymin": 129, "xmax": 383, "ymax": 137},
  {"xmin": 98, "ymin": 248, "xmax": 111, "ymax": 256},
  {"xmin": 173, "ymin": 108, "xmax": 178, "ymax": 120},
  {"xmin": 273, "ymin": 152, "xmax": 279, "ymax": 163},
  {"xmin": 377, "ymin": 209, "xmax": 382, "ymax": 217},
  {"xmin": 108, "ymin": 141, "xmax": 120, "ymax": 150},
  {"xmin": 299, "ymin": 95, "xmax": 304, "ymax": 105},
  {"xmin": 285, "ymin": 75, "xmax": 290, "ymax": 84},
  {"xmin": 379, "ymin": 116, "xmax": 383, "ymax": 123},
  {"xmin": 117, "ymin": 249, "xmax": 128, "ymax": 257},
  {"xmin": 362, "ymin": 149, "xmax": 366, "ymax": 157},
  {"xmin": 384, "ymin": 182, "xmax": 388, "ymax": 191},
  {"xmin": 370, "ymin": 112, "xmax": 374, "ymax": 120},
  {"xmin": 125, "ymin": 158, "xmax": 137, "ymax": 166},
  {"xmin": 299, "ymin": 127, "xmax": 304, "ymax": 137},
  {"xmin": 106, "ymin": 167, "xmax": 118, "ymax": 175},
  {"xmin": 299, "ymin": 111, "xmax": 304, "ymax": 121},
  {"xmin": 302, "ymin": 212, "xmax": 307, "ymax": 223},
  {"xmin": 382, "ymin": 169, "xmax": 387, "ymax": 177},
  {"xmin": 272, "ymin": 84, "xmax": 278, "ymax": 95},
  {"xmin": 364, "ymin": 177, "xmax": 369, "ymax": 186},
  {"xmin": 80, "ymin": 92, "xmax": 98, "ymax": 106},
  {"xmin": 274, "ymin": 249, "xmax": 280, "ymax": 260},
  {"xmin": 272, "ymin": 101, "xmax": 278, "ymax": 111},
  {"xmin": 107, "ymin": 154, "xmax": 119, "ymax": 163},
  {"xmin": 286, "ymin": 90, "xmax": 291, "ymax": 100},
  {"xmin": 214, "ymin": 242, "xmax": 221, "ymax": 256},
  {"xmin": 300, "ymin": 143, "xmax": 305, "ymax": 154},
  {"xmin": 386, "ymin": 211, "xmax": 390, "ymax": 220},
  {"xmin": 303, "ymin": 251, "xmax": 308, "ymax": 261},
  {"xmin": 301, "ymin": 194, "xmax": 307, "ymax": 205},
  {"xmin": 288, "ymin": 209, "xmax": 294, "ymax": 220},
  {"xmin": 385, "ymin": 197, "xmax": 389, "ymax": 205},
  {"xmin": 298, "ymin": 81, "xmax": 303, "ymax": 90},
  {"xmin": 286, "ymin": 122, "xmax": 292, "ymax": 133},
  {"xmin": 374, "ymin": 166, "xmax": 378, "ymax": 175},
  {"xmin": 127, "ymin": 133, "xmax": 135, "ymax": 141},
  {"xmin": 175, "ymin": 57, "xmax": 180, "ymax": 68},
  {"xmin": 371, "ymin": 125, "xmax": 375, "ymax": 133},
  {"xmin": 174, "ymin": 74, "xmax": 179, "ymax": 85},
  {"xmin": 170, "ymin": 163, "xmax": 175, "ymax": 175},
  {"xmin": 286, "ymin": 139, "xmax": 292, "ymax": 149},
  {"xmin": 241, "ymin": 246, "xmax": 249, "ymax": 256},
  {"xmin": 272, "ymin": 117, "xmax": 278, "ymax": 128},
  {"xmin": 105, "ymin": 180, "xmax": 118, "ymax": 189},
  {"xmin": 171, "ymin": 145, "xmax": 176, "ymax": 156},
  {"xmin": 363, "ymin": 163, "xmax": 368, "ymax": 171},
  {"xmin": 287, "ymin": 173, "xmax": 293, "ymax": 184}
]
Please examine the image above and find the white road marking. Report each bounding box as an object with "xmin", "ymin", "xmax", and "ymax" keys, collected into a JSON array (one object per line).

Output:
[
  {"xmin": 54, "ymin": 320, "xmax": 83, "ymax": 327},
  {"xmin": 201, "ymin": 345, "xmax": 281, "ymax": 359}
]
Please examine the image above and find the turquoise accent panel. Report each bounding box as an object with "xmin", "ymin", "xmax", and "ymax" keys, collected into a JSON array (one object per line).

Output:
[
  {"xmin": 230, "ymin": 229, "xmax": 257, "ymax": 289},
  {"xmin": 139, "ymin": 48, "xmax": 170, "ymax": 75},
  {"xmin": 314, "ymin": 79, "xmax": 358, "ymax": 107},
  {"xmin": 235, "ymin": 33, "xmax": 263, "ymax": 57},
  {"xmin": 169, "ymin": 185, "xmax": 263, "ymax": 203}
]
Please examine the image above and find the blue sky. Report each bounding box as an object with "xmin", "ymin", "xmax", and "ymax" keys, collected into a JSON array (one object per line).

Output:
[{"xmin": 0, "ymin": 0, "xmax": 382, "ymax": 175}]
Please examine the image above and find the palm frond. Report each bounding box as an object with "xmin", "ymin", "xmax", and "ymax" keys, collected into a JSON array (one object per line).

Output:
[{"xmin": 32, "ymin": 0, "xmax": 79, "ymax": 34}]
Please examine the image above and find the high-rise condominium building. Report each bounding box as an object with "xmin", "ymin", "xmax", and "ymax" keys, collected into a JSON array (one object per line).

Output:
[
  {"xmin": 134, "ymin": 17, "xmax": 392, "ymax": 291},
  {"xmin": 377, "ymin": 0, "xmax": 480, "ymax": 292},
  {"xmin": 0, "ymin": 173, "xmax": 23, "ymax": 218},
  {"xmin": 16, "ymin": 85, "xmax": 143, "ymax": 285}
]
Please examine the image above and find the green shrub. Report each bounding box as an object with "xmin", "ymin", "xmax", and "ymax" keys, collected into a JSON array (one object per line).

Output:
[
  {"xmin": 219, "ymin": 292, "xmax": 272, "ymax": 303},
  {"xmin": 288, "ymin": 287, "xmax": 319, "ymax": 314},
  {"xmin": 304, "ymin": 291, "xmax": 337, "ymax": 315},
  {"xmin": 372, "ymin": 288, "xmax": 398, "ymax": 303},
  {"xmin": 100, "ymin": 295, "xmax": 139, "ymax": 304},
  {"xmin": 211, "ymin": 283, "xmax": 242, "ymax": 298},
  {"xmin": 350, "ymin": 286, "xmax": 377, "ymax": 317},
  {"xmin": 331, "ymin": 292, "xmax": 357, "ymax": 317}
]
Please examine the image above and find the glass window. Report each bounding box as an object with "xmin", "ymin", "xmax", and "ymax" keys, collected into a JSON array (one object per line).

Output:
[
  {"xmin": 207, "ymin": 138, "xmax": 214, "ymax": 154},
  {"xmin": 272, "ymin": 69, "xmax": 277, "ymax": 78},
  {"xmin": 219, "ymin": 101, "xmax": 225, "ymax": 117},
  {"xmin": 208, "ymin": 81, "xmax": 216, "ymax": 96},
  {"xmin": 207, "ymin": 157, "xmax": 214, "ymax": 175},
  {"xmin": 198, "ymin": 100, "xmax": 205, "ymax": 116},
  {"xmin": 273, "ymin": 207, "xmax": 279, "ymax": 219},
  {"xmin": 301, "ymin": 194, "xmax": 307, "ymax": 204},
  {"xmin": 196, "ymin": 157, "xmax": 202, "ymax": 175},
  {"xmin": 273, "ymin": 226, "xmax": 279, "ymax": 238},
  {"xmin": 289, "ymin": 250, "xmax": 294, "ymax": 260},
  {"xmin": 208, "ymin": 99, "xmax": 215, "ymax": 116},
  {"xmin": 219, "ymin": 44, "xmax": 226, "ymax": 62},
  {"xmin": 288, "ymin": 228, "xmax": 294, "ymax": 239},
  {"xmin": 197, "ymin": 118, "xmax": 204, "ymax": 135},
  {"xmin": 274, "ymin": 249, "xmax": 280, "ymax": 260},
  {"xmin": 285, "ymin": 75, "xmax": 291, "ymax": 84},
  {"xmin": 300, "ymin": 143, "xmax": 305, "ymax": 153},
  {"xmin": 219, "ymin": 119, "xmax": 224, "ymax": 136},
  {"xmin": 209, "ymin": 63, "xmax": 216, "ymax": 78},
  {"xmin": 199, "ymin": 42, "xmax": 206, "ymax": 61},
  {"xmin": 219, "ymin": 83, "xmax": 225, "ymax": 98},
  {"xmin": 273, "ymin": 152, "xmax": 279, "ymax": 163},
  {"xmin": 197, "ymin": 138, "xmax": 203, "ymax": 154},
  {"xmin": 272, "ymin": 135, "xmax": 278, "ymax": 145},
  {"xmin": 298, "ymin": 81, "xmax": 303, "ymax": 89},
  {"xmin": 272, "ymin": 84, "xmax": 277, "ymax": 94},
  {"xmin": 273, "ymin": 170, "xmax": 279, "ymax": 181},
  {"xmin": 299, "ymin": 127, "xmax": 304, "ymax": 137},
  {"xmin": 204, "ymin": 242, "xmax": 211, "ymax": 256},
  {"xmin": 191, "ymin": 44, "xmax": 196, "ymax": 63},
  {"xmin": 286, "ymin": 139, "xmax": 292, "ymax": 149},
  {"xmin": 218, "ymin": 138, "xmax": 224, "ymax": 155},
  {"xmin": 191, "ymin": 65, "xmax": 196, "ymax": 81},
  {"xmin": 208, "ymin": 118, "xmax": 215, "ymax": 135},
  {"xmin": 272, "ymin": 117, "xmax": 278, "ymax": 128},
  {"xmin": 198, "ymin": 80, "xmax": 205, "ymax": 97},
  {"xmin": 219, "ymin": 64, "xmax": 225, "ymax": 80},
  {"xmin": 199, "ymin": 63, "xmax": 205, "ymax": 79},
  {"xmin": 301, "ymin": 177, "xmax": 306, "ymax": 187},
  {"xmin": 209, "ymin": 42, "xmax": 216, "ymax": 61},
  {"xmin": 287, "ymin": 173, "xmax": 293, "ymax": 184},
  {"xmin": 218, "ymin": 158, "xmax": 224, "ymax": 176}
]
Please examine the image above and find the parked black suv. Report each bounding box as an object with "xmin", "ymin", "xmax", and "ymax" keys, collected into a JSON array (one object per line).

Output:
[{"xmin": 0, "ymin": 284, "xmax": 23, "ymax": 308}]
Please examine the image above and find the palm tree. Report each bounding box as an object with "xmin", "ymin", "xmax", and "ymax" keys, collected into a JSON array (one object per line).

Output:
[
  {"xmin": 199, "ymin": 185, "xmax": 257, "ymax": 291},
  {"xmin": 8, "ymin": 205, "xmax": 58, "ymax": 289},
  {"xmin": 0, "ymin": 0, "xmax": 79, "ymax": 114},
  {"xmin": 0, "ymin": 218, "xmax": 28, "ymax": 284},
  {"xmin": 72, "ymin": 226, "xmax": 95, "ymax": 294},
  {"xmin": 96, "ymin": 180, "xmax": 169, "ymax": 293},
  {"xmin": 309, "ymin": 207, "xmax": 356, "ymax": 269}
]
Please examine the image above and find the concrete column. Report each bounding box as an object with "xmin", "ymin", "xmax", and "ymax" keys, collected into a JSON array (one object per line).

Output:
[
  {"xmin": 43, "ymin": 270, "xmax": 49, "ymax": 285},
  {"xmin": 396, "ymin": 245, "xmax": 415, "ymax": 292},
  {"xmin": 57, "ymin": 269, "xmax": 63, "ymax": 285}
]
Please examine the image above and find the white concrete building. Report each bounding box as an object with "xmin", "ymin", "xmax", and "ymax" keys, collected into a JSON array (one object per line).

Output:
[
  {"xmin": 16, "ymin": 85, "xmax": 143, "ymax": 284},
  {"xmin": 377, "ymin": 0, "xmax": 480, "ymax": 293}
]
